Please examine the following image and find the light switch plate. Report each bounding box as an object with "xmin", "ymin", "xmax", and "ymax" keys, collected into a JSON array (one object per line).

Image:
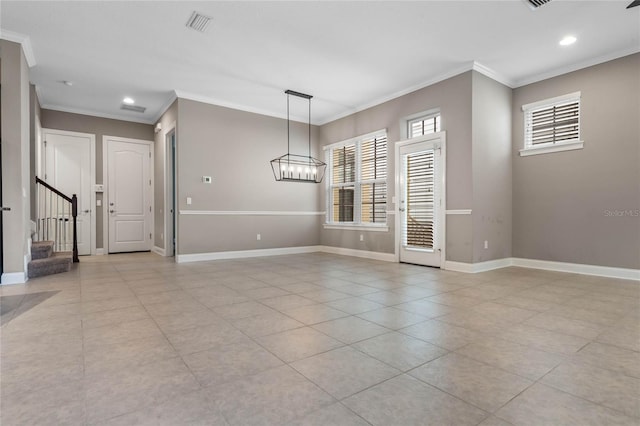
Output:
[{"xmin": 186, "ymin": 197, "xmax": 192, "ymax": 205}]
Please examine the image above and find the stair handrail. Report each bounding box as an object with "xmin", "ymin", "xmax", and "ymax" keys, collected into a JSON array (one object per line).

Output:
[{"xmin": 35, "ymin": 176, "xmax": 79, "ymax": 263}]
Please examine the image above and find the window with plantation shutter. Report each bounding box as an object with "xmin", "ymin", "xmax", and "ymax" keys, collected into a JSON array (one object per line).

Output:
[
  {"xmin": 325, "ymin": 130, "xmax": 388, "ymax": 227},
  {"xmin": 408, "ymin": 113, "xmax": 441, "ymax": 138},
  {"xmin": 521, "ymin": 92, "xmax": 584, "ymax": 156}
]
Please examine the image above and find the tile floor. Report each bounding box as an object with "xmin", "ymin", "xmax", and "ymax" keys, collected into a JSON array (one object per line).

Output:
[{"xmin": 0, "ymin": 252, "xmax": 638, "ymax": 425}]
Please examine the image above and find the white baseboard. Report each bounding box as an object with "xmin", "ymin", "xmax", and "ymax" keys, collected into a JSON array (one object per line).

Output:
[
  {"xmin": 319, "ymin": 246, "xmax": 396, "ymax": 262},
  {"xmin": 152, "ymin": 246, "xmax": 166, "ymax": 256},
  {"xmin": 444, "ymin": 258, "xmax": 512, "ymax": 273},
  {"xmin": 445, "ymin": 257, "xmax": 639, "ymax": 281},
  {"xmin": 176, "ymin": 246, "xmax": 322, "ymax": 263},
  {"xmin": 1, "ymin": 271, "xmax": 28, "ymax": 285},
  {"xmin": 95, "ymin": 248, "xmax": 105, "ymax": 255},
  {"xmin": 511, "ymin": 258, "xmax": 640, "ymax": 281}
]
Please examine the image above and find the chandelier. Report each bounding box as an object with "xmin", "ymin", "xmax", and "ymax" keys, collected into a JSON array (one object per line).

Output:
[{"xmin": 270, "ymin": 90, "xmax": 326, "ymax": 183}]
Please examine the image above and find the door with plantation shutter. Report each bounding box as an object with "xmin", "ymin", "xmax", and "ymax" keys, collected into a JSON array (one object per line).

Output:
[{"xmin": 398, "ymin": 135, "xmax": 443, "ymax": 267}]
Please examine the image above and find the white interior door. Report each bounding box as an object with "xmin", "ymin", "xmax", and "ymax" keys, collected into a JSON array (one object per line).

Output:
[
  {"xmin": 107, "ymin": 139, "xmax": 152, "ymax": 253},
  {"xmin": 398, "ymin": 134, "xmax": 444, "ymax": 267},
  {"xmin": 43, "ymin": 129, "xmax": 93, "ymax": 255}
]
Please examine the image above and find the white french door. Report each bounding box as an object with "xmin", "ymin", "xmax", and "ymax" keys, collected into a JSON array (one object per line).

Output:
[
  {"xmin": 397, "ymin": 133, "xmax": 444, "ymax": 267},
  {"xmin": 42, "ymin": 129, "xmax": 94, "ymax": 255},
  {"xmin": 106, "ymin": 138, "xmax": 152, "ymax": 253}
]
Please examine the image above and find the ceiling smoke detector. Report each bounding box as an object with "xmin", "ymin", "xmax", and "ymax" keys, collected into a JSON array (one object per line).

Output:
[
  {"xmin": 186, "ymin": 11, "xmax": 212, "ymax": 33},
  {"xmin": 121, "ymin": 104, "xmax": 146, "ymax": 113},
  {"xmin": 524, "ymin": 0, "xmax": 553, "ymax": 10}
]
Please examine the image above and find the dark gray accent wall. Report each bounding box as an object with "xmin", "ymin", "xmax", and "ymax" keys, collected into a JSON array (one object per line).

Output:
[
  {"xmin": 176, "ymin": 98, "xmax": 321, "ymax": 255},
  {"xmin": 512, "ymin": 53, "xmax": 640, "ymax": 269},
  {"xmin": 40, "ymin": 109, "xmax": 154, "ymax": 249},
  {"xmin": 472, "ymin": 72, "xmax": 512, "ymax": 262},
  {"xmin": 319, "ymin": 72, "xmax": 473, "ymax": 260}
]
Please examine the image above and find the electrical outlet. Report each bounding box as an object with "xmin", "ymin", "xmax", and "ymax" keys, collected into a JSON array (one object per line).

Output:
[
  {"xmin": 360, "ymin": 234, "xmax": 364, "ymax": 242},
  {"xmin": 484, "ymin": 240, "xmax": 488, "ymax": 249},
  {"xmin": 257, "ymin": 234, "xmax": 261, "ymax": 241},
  {"xmin": 202, "ymin": 176, "xmax": 212, "ymax": 183},
  {"xmin": 186, "ymin": 197, "xmax": 192, "ymax": 205}
]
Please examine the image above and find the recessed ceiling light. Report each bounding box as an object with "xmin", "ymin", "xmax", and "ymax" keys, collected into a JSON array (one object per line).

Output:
[
  {"xmin": 559, "ymin": 35, "xmax": 577, "ymax": 46},
  {"xmin": 123, "ymin": 97, "xmax": 135, "ymax": 105}
]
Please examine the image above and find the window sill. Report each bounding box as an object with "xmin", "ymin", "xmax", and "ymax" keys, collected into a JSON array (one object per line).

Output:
[
  {"xmin": 520, "ymin": 141, "xmax": 584, "ymax": 157},
  {"xmin": 323, "ymin": 224, "xmax": 389, "ymax": 232}
]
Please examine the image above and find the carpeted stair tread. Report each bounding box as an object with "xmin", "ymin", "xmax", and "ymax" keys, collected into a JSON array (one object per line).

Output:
[
  {"xmin": 28, "ymin": 252, "xmax": 73, "ymax": 278},
  {"xmin": 31, "ymin": 241, "xmax": 54, "ymax": 260}
]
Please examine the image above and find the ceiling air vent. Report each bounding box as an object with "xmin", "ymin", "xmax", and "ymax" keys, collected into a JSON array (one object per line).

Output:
[
  {"xmin": 121, "ymin": 104, "xmax": 146, "ymax": 113},
  {"xmin": 186, "ymin": 11, "xmax": 212, "ymax": 32},
  {"xmin": 524, "ymin": 0, "xmax": 553, "ymax": 9}
]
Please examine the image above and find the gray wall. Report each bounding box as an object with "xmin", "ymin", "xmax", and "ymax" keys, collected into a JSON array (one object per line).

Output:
[
  {"xmin": 472, "ymin": 71, "xmax": 512, "ymax": 262},
  {"xmin": 40, "ymin": 109, "xmax": 154, "ymax": 249},
  {"xmin": 1, "ymin": 40, "xmax": 31, "ymax": 277},
  {"xmin": 176, "ymin": 98, "xmax": 321, "ymax": 255},
  {"xmin": 153, "ymin": 100, "xmax": 177, "ymax": 250},
  {"xmin": 512, "ymin": 53, "xmax": 640, "ymax": 269},
  {"xmin": 29, "ymin": 84, "xmax": 41, "ymax": 222},
  {"xmin": 319, "ymin": 72, "xmax": 473, "ymax": 260}
]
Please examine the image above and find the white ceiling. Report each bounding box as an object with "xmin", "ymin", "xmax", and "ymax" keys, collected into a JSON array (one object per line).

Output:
[{"xmin": 1, "ymin": 1, "xmax": 638, "ymax": 125}]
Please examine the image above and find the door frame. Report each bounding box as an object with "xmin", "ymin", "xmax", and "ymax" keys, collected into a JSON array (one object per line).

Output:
[
  {"xmin": 102, "ymin": 135, "xmax": 154, "ymax": 255},
  {"xmin": 163, "ymin": 122, "xmax": 177, "ymax": 257},
  {"xmin": 41, "ymin": 128, "xmax": 97, "ymax": 255},
  {"xmin": 394, "ymin": 131, "xmax": 446, "ymax": 267}
]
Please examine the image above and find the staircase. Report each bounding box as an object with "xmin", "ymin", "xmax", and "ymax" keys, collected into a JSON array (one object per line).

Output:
[{"xmin": 28, "ymin": 241, "xmax": 73, "ymax": 278}]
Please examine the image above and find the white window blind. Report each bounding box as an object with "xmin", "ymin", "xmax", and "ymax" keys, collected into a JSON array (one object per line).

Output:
[
  {"xmin": 523, "ymin": 93, "xmax": 581, "ymax": 149},
  {"xmin": 409, "ymin": 113, "xmax": 441, "ymax": 138},
  {"xmin": 327, "ymin": 131, "xmax": 387, "ymax": 225}
]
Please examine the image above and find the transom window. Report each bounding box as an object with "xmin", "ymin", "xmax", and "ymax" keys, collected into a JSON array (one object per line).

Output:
[
  {"xmin": 521, "ymin": 92, "xmax": 583, "ymax": 156},
  {"xmin": 326, "ymin": 130, "xmax": 387, "ymax": 226},
  {"xmin": 408, "ymin": 113, "xmax": 441, "ymax": 138}
]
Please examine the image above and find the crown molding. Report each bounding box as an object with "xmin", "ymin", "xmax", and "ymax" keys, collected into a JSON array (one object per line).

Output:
[
  {"xmin": 0, "ymin": 29, "xmax": 36, "ymax": 67},
  {"xmin": 513, "ymin": 46, "xmax": 640, "ymax": 88},
  {"xmin": 152, "ymin": 91, "xmax": 178, "ymax": 124},
  {"xmin": 39, "ymin": 103, "xmax": 155, "ymax": 125},
  {"xmin": 471, "ymin": 61, "xmax": 516, "ymax": 88}
]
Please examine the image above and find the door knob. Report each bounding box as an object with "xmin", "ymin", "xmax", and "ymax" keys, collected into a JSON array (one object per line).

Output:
[
  {"xmin": 110, "ymin": 210, "xmax": 116, "ymax": 213},
  {"xmin": 83, "ymin": 209, "xmax": 91, "ymax": 213},
  {"xmin": 1, "ymin": 207, "xmax": 10, "ymax": 211}
]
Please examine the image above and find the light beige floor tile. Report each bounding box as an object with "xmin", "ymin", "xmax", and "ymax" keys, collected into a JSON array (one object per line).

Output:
[
  {"xmin": 137, "ymin": 289, "xmax": 196, "ymax": 305},
  {"xmin": 478, "ymin": 416, "xmax": 514, "ymax": 426},
  {"xmin": 541, "ymin": 360, "xmax": 640, "ymax": 418},
  {"xmin": 206, "ymin": 365, "xmax": 335, "ymax": 426},
  {"xmin": 573, "ymin": 342, "xmax": 640, "ymax": 378},
  {"xmin": 213, "ymin": 300, "xmax": 277, "ymax": 320},
  {"xmin": 165, "ymin": 322, "xmax": 251, "ymax": 355},
  {"xmin": 152, "ymin": 308, "xmax": 225, "ymax": 333},
  {"xmin": 298, "ymin": 289, "xmax": 351, "ymax": 303},
  {"xmin": 85, "ymin": 357, "xmax": 201, "ymax": 423},
  {"xmin": 82, "ymin": 305, "xmax": 150, "ymax": 329},
  {"xmin": 183, "ymin": 340, "xmax": 283, "ymax": 387},
  {"xmin": 84, "ymin": 335, "xmax": 178, "ymax": 377},
  {"xmin": 357, "ymin": 307, "xmax": 428, "ymax": 330},
  {"xmin": 261, "ymin": 294, "xmax": 317, "ymax": 311},
  {"xmin": 231, "ymin": 311, "xmax": 305, "ymax": 338},
  {"xmin": 410, "ymin": 352, "xmax": 533, "ymax": 412},
  {"xmin": 0, "ymin": 379, "xmax": 85, "ymax": 426},
  {"xmin": 499, "ymin": 324, "xmax": 589, "ymax": 355},
  {"xmin": 399, "ymin": 319, "xmax": 484, "ymax": 350},
  {"xmin": 257, "ymin": 327, "xmax": 344, "ymax": 363},
  {"xmin": 426, "ymin": 293, "xmax": 484, "ymax": 308},
  {"xmin": 81, "ymin": 296, "xmax": 141, "ymax": 314},
  {"xmin": 103, "ymin": 389, "xmax": 228, "ymax": 425},
  {"xmin": 283, "ymin": 304, "xmax": 350, "ymax": 325},
  {"xmin": 241, "ymin": 286, "xmax": 291, "ymax": 300},
  {"xmin": 524, "ymin": 312, "xmax": 606, "ymax": 339},
  {"xmin": 312, "ymin": 316, "xmax": 390, "ymax": 344},
  {"xmin": 291, "ymin": 346, "xmax": 400, "ymax": 399},
  {"xmin": 456, "ymin": 336, "xmax": 564, "ymax": 380},
  {"xmin": 493, "ymin": 295, "xmax": 559, "ymax": 312},
  {"xmin": 287, "ymin": 402, "xmax": 369, "ymax": 426},
  {"xmin": 496, "ymin": 382, "xmax": 637, "ymax": 426},
  {"xmin": 393, "ymin": 299, "xmax": 462, "ymax": 318},
  {"xmin": 360, "ymin": 291, "xmax": 417, "ymax": 306},
  {"xmin": 343, "ymin": 374, "xmax": 488, "ymax": 426},
  {"xmin": 596, "ymin": 326, "xmax": 640, "ymax": 352},
  {"xmin": 326, "ymin": 297, "xmax": 385, "ymax": 314},
  {"xmin": 546, "ymin": 304, "xmax": 622, "ymax": 326},
  {"xmin": 143, "ymin": 298, "xmax": 210, "ymax": 316},
  {"xmin": 83, "ymin": 318, "xmax": 164, "ymax": 351},
  {"xmin": 353, "ymin": 331, "xmax": 447, "ymax": 372}
]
